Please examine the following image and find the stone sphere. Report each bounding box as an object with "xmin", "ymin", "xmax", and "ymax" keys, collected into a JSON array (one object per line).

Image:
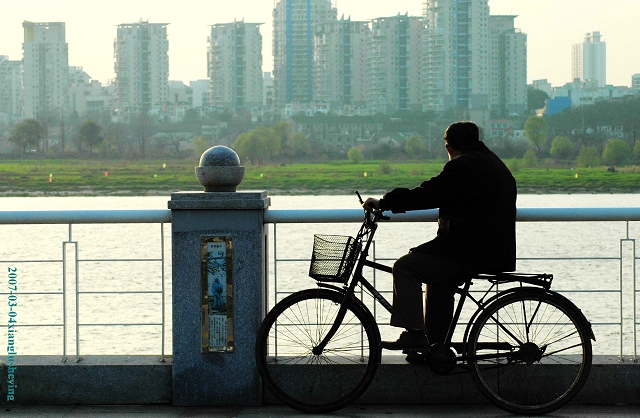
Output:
[
  {"xmin": 199, "ymin": 145, "xmax": 241, "ymax": 167},
  {"xmin": 196, "ymin": 146, "xmax": 244, "ymax": 192}
]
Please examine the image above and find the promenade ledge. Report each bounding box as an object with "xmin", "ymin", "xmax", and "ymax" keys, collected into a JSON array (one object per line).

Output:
[{"xmin": 0, "ymin": 204, "xmax": 638, "ymax": 406}]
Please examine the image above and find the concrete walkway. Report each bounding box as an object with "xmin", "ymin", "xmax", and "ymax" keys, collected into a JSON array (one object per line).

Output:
[{"xmin": 1, "ymin": 404, "xmax": 639, "ymax": 417}]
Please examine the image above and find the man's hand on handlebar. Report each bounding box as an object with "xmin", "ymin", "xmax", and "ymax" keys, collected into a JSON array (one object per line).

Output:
[{"xmin": 362, "ymin": 198, "xmax": 381, "ymax": 211}]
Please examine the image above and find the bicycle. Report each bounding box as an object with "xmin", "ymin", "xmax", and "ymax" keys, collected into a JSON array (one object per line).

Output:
[{"xmin": 255, "ymin": 192, "xmax": 595, "ymax": 415}]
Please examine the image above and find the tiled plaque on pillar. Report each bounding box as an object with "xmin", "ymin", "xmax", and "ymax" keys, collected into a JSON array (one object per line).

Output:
[{"xmin": 201, "ymin": 237, "xmax": 234, "ymax": 353}]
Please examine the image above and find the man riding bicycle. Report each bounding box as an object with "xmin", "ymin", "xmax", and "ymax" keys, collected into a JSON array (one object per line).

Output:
[{"xmin": 363, "ymin": 121, "xmax": 517, "ymax": 353}]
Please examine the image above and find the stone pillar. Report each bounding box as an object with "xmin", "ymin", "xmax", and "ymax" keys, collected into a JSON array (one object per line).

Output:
[{"xmin": 169, "ymin": 146, "xmax": 269, "ymax": 406}]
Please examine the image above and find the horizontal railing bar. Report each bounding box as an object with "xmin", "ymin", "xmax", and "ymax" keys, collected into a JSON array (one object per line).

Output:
[
  {"xmin": 264, "ymin": 207, "xmax": 640, "ymax": 223},
  {"xmin": 79, "ymin": 259, "xmax": 163, "ymax": 262},
  {"xmin": 1, "ymin": 324, "xmax": 62, "ymax": 327},
  {"xmin": 0, "ymin": 209, "xmax": 171, "ymax": 224},
  {"xmin": 0, "ymin": 292, "xmax": 63, "ymax": 295},
  {"xmin": 0, "ymin": 260, "xmax": 62, "ymax": 263},
  {"xmin": 79, "ymin": 323, "xmax": 162, "ymax": 326},
  {"xmin": 2, "ymin": 207, "xmax": 638, "ymax": 225},
  {"xmin": 78, "ymin": 291, "xmax": 162, "ymax": 294}
]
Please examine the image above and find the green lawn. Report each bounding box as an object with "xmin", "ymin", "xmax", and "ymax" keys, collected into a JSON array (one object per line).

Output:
[{"xmin": 0, "ymin": 159, "xmax": 638, "ymax": 195}]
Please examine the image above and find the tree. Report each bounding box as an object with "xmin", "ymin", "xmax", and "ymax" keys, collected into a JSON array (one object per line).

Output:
[
  {"xmin": 8, "ymin": 119, "xmax": 44, "ymax": 153},
  {"xmin": 283, "ymin": 132, "xmax": 310, "ymax": 160},
  {"xmin": 347, "ymin": 146, "xmax": 364, "ymax": 163},
  {"xmin": 523, "ymin": 116, "xmax": 548, "ymax": 153},
  {"xmin": 576, "ymin": 146, "xmax": 601, "ymax": 168},
  {"xmin": 634, "ymin": 140, "xmax": 640, "ymax": 164},
  {"xmin": 132, "ymin": 111, "xmax": 155, "ymax": 158},
  {"xmin": 404, "ymin": 135, "xmax": 426, "ymax": 158},
  {"xmin": 232, "ymin": 127, "xmax": 282, "ymax": 165},
  {"xmin": 602, "ymin": 138, "xmax": 631, "ymax": 166},
  {"xmin": 76, "ymin": 120, "xmax": 104, "ymax": 153},
  {"xmin": 522, "ymin": 149, "xmax": 538, "ymax": 168},
  {"xmin": 527, "ymin": 88, "xmax": 549, "ymax": 113},
  {"xmin": 101, "ymin": 122, "xmax": 130, "ymax": 158},
  {"xmin": 192, "ymin": 135, "xmax": 211, "ymax": 158},
  {"xmin": 549, "ymin": 136, "xmax": 573, "ymax": 160}
]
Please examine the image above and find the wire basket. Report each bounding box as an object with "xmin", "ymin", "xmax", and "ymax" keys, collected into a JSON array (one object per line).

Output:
[{"xmin": 309, "ymin": 234, "xmax": 361, "ymax": 283}]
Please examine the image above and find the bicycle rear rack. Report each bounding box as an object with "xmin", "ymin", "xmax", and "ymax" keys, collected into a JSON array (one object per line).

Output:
[{"xmin": 477, "ymin": 272, "xmax": 553, "ymax": 290}]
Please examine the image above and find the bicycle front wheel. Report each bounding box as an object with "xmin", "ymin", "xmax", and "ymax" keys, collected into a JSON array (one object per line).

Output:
[
  {"xmin": 468, "ymin": 289, "xmax": 592, "ymax": 415},
  {"xmin": 255, "ymin": 288, "xmax": 379, "ymax": 413}
]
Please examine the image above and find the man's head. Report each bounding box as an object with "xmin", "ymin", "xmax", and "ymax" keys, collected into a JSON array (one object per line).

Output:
[{"xmin": 444, "ymin": 121, "xmax": 480, "ymax": 156}]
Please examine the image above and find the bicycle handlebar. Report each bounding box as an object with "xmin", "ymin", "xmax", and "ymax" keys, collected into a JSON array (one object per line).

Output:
[{"xmin": 355, "ymin": 190, "xmax": 390, "ymax": 223}]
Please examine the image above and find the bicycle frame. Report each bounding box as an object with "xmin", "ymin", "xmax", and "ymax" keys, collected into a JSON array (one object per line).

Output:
[{"xmin": 313, "ymin": 205, "xmax": 588, "ymax": 365}]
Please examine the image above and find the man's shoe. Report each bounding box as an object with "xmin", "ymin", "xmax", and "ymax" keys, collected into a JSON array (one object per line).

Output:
[{"xmin": 379, "ymin": 331, "xmax": 429, "ymax": 352}]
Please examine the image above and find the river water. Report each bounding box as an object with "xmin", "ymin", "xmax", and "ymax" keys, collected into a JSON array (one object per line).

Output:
[{"xmin": 0, "ymin": 193, "xmax": 638, "ymax": 358}]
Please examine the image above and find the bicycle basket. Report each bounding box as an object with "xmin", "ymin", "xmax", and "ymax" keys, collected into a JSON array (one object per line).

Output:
[{"xmin": 309, "ymin": 234, "xmax": 361, "ymax": 283}]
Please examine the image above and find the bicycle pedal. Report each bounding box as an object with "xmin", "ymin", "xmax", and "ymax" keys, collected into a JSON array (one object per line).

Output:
[{"xmin": 403, "ymin": 350, "xmax": 429, "ymax": 365}]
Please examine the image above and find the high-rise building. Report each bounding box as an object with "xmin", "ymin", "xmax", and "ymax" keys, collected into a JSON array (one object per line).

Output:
[
  {"xmin": 313, "ymin": 17, "xmax": 369, "ymax": 112},
  {"xmin": 208, "ymin": 21, "xmax": 263, "ymax": 113},
  {"xmin": 489, "ymin": 15, "xmax": 527, "ymax": 116},
  {"xmin": 0, "ymin": 56, "xmax": 23, "ymax": 121},
  {"xmin": 367, "ymin": 14, "xmax": 423, "ymax": 114},
  {"xmin": 423, "ymin": 0, "xmax": 490, "ymax": 112},
  {"xmin": 114, "ymin": 20, "xmax": 169, "ymax": 115},
  {"xmin": 273, "ymin": 0, "xmax": 337, "ymax": 108},
  {"xmin": 22, "ymin": 21, "xmax": 69, "ymax": 120},
  {"xmin": 572, "ymin": 31, "xmax": 606, "ymax": 87}
]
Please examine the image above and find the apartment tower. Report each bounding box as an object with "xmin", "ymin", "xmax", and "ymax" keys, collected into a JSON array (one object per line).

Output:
[
  {"xmin": 572, "ymin": 31, "xmax": 606, "ymax": 87},
  {"xmin": 423, "ymin": 0, "xmax": 490, "ymax": 112},
  {"xmin": 114, "ymin": 21, "xmax": 169, "ymax": 114},
  {"xmin": 489, "ymin": 15, "xmax": 527, "ymax": 116},
  {"xmin": 0, "ymin": 56, "xmax": 23, "ymax": 120},
  {"xmin": 273, "ymin": 0, "xmax": 337, "ymax": 108},
  {"xmin": 22, "ymin": 21, "xmax": 69, "ymax": 119},
  {"xmin": 208, "ymin": 21, "xmax": 263, "ymax": 113},
  {"xmin": 313, "ymin": 17, "xmax": 369, "ymax": 112},
  {"xmin": 367, "ymin": 14, "xmax": 423, "ymax": 114}
]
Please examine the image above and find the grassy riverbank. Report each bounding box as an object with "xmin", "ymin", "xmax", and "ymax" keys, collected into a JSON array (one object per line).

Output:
[{"xmin": 1, "ymin": 158, "xmax": 639, "ymax": 196}]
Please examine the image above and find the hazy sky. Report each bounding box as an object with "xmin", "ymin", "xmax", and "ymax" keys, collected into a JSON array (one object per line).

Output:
[{"xmin": 1, "ymin": 0, "xmax": 639, "ymax": 87}]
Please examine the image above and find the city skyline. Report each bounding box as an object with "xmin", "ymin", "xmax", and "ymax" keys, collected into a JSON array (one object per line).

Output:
[{"xmin": 1, "ymin": 0, "xmax": 639, "ymax": 87}]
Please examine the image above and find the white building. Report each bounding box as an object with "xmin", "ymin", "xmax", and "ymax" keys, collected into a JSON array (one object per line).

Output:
[
  {"xmin": 68, "ymin": 67, "xmax": 112, "ymax": 119},
  {"xmin": 273, "ymin": 0, "xmax": 337, "ymax": 108},
  {"xmin": 114, "ymin": 21, "xmax": 169, "ymax": 118},
  {"xmin": 423, "ymin": 0, "xmax": 490, "ymax": 112},
  {"xmin": 631, "ymin": 74, "xmax": 640, "ymax": 91},
  {"xmin": 0, "ymin": 56, "xmax": 23, "ymax": 122},
  {"xmin": 22, "ymin": 21, "xmax": 69, "ymax": 119},
  {"xmin": 208, "ymin": 21, "xmax": 263, "ymax": 114},
  {"xmin": 572, "ymin": 31, "xmax": 606, "ymax": 87},
  {"xmin": 367, "ymin": 14, "xmax": 423, "ymax": 114},
  {"xmin": 190, "ymin": 80, "xmax": 210, "ymax": 110},
  {"xmin": 551, "ymin": 79, "xmax": 624, "ymax": 108},
  {"xmin": 313, "ymin": 17, "xmax": 369, "ymax": 113},
  {"xmin": 488, "ymin": 15, "xmax": 527, "ymax": 116}
]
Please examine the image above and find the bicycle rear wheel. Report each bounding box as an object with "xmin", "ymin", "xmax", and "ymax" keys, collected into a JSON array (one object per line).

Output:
[
  {"xmin": 468, "ymin": 289, "xmax": 592, "ymax": 415},
  {"xmin": 255, "ymin": 288, "xmax": 379, "ymax": 413}
]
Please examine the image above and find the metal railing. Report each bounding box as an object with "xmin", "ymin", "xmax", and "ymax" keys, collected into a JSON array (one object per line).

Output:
[
  {"xmin": 265, "ymin": 207, "xmax": 640, "ymax": 361},
  {"xmin": 0, "ymin": 210, "xmax": 171, "ymax": 363},
  {"xmin": 1, "ymin": 207, "xmax": 639, "ymax": 361}
]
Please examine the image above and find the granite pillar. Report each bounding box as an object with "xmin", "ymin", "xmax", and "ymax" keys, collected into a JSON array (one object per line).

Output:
[{"xmin": 169, "ymin": 191, "xmax": 269, "ymax": 406}]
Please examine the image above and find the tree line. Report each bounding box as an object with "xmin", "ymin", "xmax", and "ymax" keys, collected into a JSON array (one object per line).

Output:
[{"xmin": 4, "ymin": 91, "xmax": 640, "ymax": 168}]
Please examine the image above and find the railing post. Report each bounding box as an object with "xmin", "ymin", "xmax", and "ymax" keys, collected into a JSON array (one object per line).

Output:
[
  {"xmin": 168, "ymin": 146, "xmax": 269, "ymax": 406},
  {"xmin": 169, "ymin": 191, "xmax": 269, "ymax": 406}
]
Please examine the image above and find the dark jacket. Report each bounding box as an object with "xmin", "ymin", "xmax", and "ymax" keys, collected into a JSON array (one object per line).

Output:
[{"xmin": 379, "ymin": 141, "xmax": 516, "ymax": 272}]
